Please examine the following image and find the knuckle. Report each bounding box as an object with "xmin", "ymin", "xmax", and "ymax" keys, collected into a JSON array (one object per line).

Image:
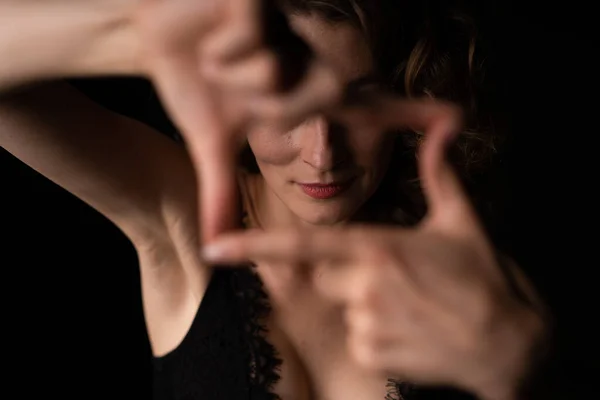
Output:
[
  {"xmin": 347, "ymin": 271, "xmax": 379, "ymax": 304},
  {"xmin": 350, "ymin": 309, "xmax": 378, "ymax": 336},
  {"xmin": 355, "ymin": 284, "xmax": 379, "ymax": 307},
  {"xmin": 350, "ymin": 335, "xmax": 381, "ymax": 370}
]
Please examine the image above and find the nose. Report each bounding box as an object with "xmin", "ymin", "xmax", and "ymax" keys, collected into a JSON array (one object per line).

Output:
[{"xmin": 300, "ymin": 115, "xmax": 348, "ymax": 171}]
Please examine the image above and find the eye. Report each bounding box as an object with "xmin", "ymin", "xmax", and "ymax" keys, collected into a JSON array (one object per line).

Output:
[
  {"xmin": 343, "ymin": 78, "xmax": 383, "ymax": 106},
  {"xmin": 346, "ymin": 78, "xmax": 381, "ymax": 94},
  {"xmin": 355, "ymin": 82, "xmax": 380, "ymax": 94}
]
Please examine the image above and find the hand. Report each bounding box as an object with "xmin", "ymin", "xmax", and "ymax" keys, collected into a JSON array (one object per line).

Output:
[
  {"xmin": 134, "ymin": 0, "xmax": 342, "ymax": 242},
  {"xmin": 201, "ymin": 98, "xmax": 546, "ymax": 400},
  {"xmin": 1, "ymin": 0, "xmax": 341, "ymax": 241}
]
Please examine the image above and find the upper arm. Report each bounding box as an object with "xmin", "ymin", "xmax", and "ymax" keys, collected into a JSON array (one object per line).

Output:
[
  {"xmin": 1, "ymin": 82, "xmax": 215, "ymax": 353},
  {"xmin": 0, "ymin": 81, "xmax": 195, "ymax": 246}
]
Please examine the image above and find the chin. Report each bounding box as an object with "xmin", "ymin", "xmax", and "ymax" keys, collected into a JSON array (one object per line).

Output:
[{"xmin": 291, "ymin": 200, "xmax": 359, "ymax": 226}]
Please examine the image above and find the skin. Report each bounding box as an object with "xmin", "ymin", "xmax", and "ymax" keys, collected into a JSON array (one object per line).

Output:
[
  {"xmin": 205, "ymin": 14, "xmax": 545, "ymax": 400},
  {"xmin": 0, "ymin": 0, "xmax": 343, "ymax": 246},
  {"xmin": 246, "ymin": 16, "xmax": 394, "ymax": 228},
  {"xmin": 0, "ymin": 3, "xmax": 544, "ymax": 400},
  {"xmin": 135, "ymin": 0, "xmax": 345, "ymax": 243}
]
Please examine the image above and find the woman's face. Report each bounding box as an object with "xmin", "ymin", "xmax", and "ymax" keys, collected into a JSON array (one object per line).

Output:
[{"xmin": 247, "ymin": 14, "xmax": 394, "ymax": 226}]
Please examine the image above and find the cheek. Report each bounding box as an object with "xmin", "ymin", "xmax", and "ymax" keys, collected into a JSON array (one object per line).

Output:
[{"xmin": 247, "ymin": 129, "xmax": 298, "ymax": 167}]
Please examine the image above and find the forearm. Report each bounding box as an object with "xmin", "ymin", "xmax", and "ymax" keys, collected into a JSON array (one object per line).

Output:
[{"xmin": 0, "ymin": 0, "xmax": 142, "ymax": 92}]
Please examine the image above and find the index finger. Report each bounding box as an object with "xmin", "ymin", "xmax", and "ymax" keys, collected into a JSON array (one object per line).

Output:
[
  {"xmin": 335, "ymin": 93, "xmax": 464, "ymax": 136},
  {"xmin": 201, "ymin": 228, "xmax": 357, "ymax": 265}
]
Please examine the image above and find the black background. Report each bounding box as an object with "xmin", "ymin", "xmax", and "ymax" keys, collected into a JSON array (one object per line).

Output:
[{"xmin": 1, "ymin": 1, "xmax": 597, "ymax": 398}]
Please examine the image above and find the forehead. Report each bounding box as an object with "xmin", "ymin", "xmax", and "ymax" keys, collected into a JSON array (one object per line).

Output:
[{"xmin": 288, "ymin": 14, "xmax": 373, "ymax": 82}]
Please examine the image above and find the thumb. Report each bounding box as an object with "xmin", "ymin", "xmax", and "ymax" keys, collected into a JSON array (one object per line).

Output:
[
  {"xmin": 417, "ymin": 103, "xmax": 474, "ymax": 229},
  {"xmin": 193, "ymin": 129, "xmax": 242, "ymax": 242},
  {"xmin": 150, "ymin": 53, "xmax": 241, "ymax": 244}
]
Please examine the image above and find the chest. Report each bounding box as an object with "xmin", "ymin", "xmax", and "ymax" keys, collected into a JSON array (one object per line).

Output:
[{"xmin": 257, "ymin": 272, "xmax": 394, "ymax": 400}]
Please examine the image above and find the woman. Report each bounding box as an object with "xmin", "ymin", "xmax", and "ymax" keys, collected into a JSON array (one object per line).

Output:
[{"xmin": 0, "ymin": 1, "xmax": 547, "ymax": 399}]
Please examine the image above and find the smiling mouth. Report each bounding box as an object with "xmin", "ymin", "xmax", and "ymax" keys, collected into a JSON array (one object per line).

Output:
[{"xmin": 297, "ymin": 179, "xmax": 355, "ymax": 200}]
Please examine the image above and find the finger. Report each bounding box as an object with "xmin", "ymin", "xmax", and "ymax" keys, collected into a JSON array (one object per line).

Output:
[
  {"xmin": 200, "ymin": 0, "xmax": 263, "ymax": 62},
  {"xmin": 201, "ymin": 50, "xmax": 283, "ymax": 93},
  {"xmin": 415, "ymin": 102, "xmax": 479, "ymax": 230},
  {"xmin": 345, "ymin": 308, "xmax": 442, "ymax": 380},
  {"xmin": 247, "ymin": 60, "xmax": 343, "ymax": 130},
  {"xmin": 149, "ymin": 52, "xmax": 240, "ymax": 243},
  {"xmin": 346, "ymin": 323, "xmax": 396, "ymax": 372},
  {"xmin": 202, "ymin": 0, "xmax": 311, "ymax": 87},
  {"xmin": 371, "ymin": 344, "xmax": 453, "ymax": 386},
  {"xmin": 261, "ymin": 0, "xmax": 313, "ymax": 91},
  {"xmin": 319, "ymin": 261, "xmax": 410, "ymax": 308},
  {"xmin": 335, "ymin": 95, "xmax": 463, "ymax": 139},
  {"xmin": 194, "ymin": 127, "xmax": 243, "ymax": 241},
  {"xmin": 313, "ymin": 262, "xmax": 364, "ymax": 304},
  {"xmin": 201, "ymin": 228, "xmax": 354, "ymax": 265},
  {"xmin": 338, "ymin": 95, "xmax": 477, "ymax": 231},
  {"xmin": 140, "ymin": 0, "xmax": 242, "ymax": 242}
]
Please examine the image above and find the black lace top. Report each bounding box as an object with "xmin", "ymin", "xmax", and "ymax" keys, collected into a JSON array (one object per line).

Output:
[
  {"xmin": 152, "ymin": 173, "xmax": 475, "ymax": 400},
  {"xmin": 151, "ymin": 266, "xmax": 474, "ymax": 400},
  {"xmin": 152, "ymin": 267, "xmax": 279, "ymax": 400}
]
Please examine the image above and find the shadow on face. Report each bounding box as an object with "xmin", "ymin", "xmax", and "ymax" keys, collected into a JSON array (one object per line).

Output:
[{"xmin": 246, "ymin": 14, "xmax": 395, "ymax": 226}]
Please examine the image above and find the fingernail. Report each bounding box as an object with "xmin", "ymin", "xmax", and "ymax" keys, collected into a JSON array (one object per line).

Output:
[{"xmin": 201, "ymin": 243, "xmax": 226, "ymax": 262}]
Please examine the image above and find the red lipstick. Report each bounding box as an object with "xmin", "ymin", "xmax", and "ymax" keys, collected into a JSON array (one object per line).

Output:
[{"xmin": 298, "ymin": 180, "xmax": 353, "ymax": 200}]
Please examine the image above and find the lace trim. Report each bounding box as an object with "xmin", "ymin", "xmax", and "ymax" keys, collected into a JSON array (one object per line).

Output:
[
  {"xmin": 386, "ymin": 379, "xmax": 416, "ymax": 400},
  {"xmin": 231, "ymin": 263, "xmax": 416, "ymax": 400},
  {"xmin": 237, "ymin": 186, "xmax": 413, "ymax": 400},
  {"xmin": 232, "ymin": 266, "xmax": 283, "ymax": 399}
]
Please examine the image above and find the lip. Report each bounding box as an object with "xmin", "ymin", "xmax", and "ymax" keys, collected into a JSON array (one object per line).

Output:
[{"xmin": 297, "ymin": 179, "xmax": 355, "ymax": 200}]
